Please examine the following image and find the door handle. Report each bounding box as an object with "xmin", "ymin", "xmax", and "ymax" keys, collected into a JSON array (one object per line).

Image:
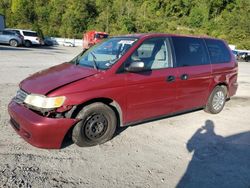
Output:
[
  {"xmin": 167, "ymin": 75, "xmax": 175, "ymax": 82},
  {"xmin": 181, "ymin": 74, "xmax": 189, "ymax": 80}
]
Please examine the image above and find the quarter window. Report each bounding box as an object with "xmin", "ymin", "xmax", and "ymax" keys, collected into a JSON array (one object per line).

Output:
[
  {"xmin": 205, "ymin": 39, "xmax": 231, "ymax": 64},
  {"xmin": 172, "ymin": 37, "xmax": 209, "ymax": 67}
]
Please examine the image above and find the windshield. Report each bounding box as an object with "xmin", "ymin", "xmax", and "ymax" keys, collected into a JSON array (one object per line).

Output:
[{"xmin": 72, "ymin": 37, "xmax": 138, "ymax": 70}]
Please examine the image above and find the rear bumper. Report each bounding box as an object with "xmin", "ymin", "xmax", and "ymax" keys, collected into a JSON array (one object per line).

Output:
[{"xmin": 8, "ymin": 101, "xmax": 77, "ymax": 149}]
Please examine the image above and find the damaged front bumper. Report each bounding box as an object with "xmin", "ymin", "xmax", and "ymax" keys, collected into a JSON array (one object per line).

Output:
[{"xmin": 8, "ymin": 101, "xmax": 78, "ymax": 149}]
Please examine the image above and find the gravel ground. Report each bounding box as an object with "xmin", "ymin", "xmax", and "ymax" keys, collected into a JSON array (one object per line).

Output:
[{"xmin": 0, "ymin": 45, "xmax": 250, "ymax": 188}]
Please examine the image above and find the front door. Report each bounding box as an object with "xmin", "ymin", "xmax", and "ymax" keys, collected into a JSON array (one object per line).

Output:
[{"xmin": 124, "ymin": 37, "xmax": 178, "ymax": 124}]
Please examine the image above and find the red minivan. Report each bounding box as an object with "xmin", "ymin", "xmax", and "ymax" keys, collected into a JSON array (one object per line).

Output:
[{"xmin": 8, "ymin": 33, "xmax": 238, "ymax": 149}]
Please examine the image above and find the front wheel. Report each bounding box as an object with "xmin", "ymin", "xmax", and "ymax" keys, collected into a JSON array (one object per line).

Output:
[
  {"xmin": 72, "ymin": 102, "xmax": 117, "ymax": 147},
  {"xmin": 205, "ymin": 86, "xmax": 227, "ymax": 114}
]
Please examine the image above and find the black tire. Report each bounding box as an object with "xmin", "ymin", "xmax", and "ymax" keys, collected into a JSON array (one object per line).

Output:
[
  {"xmin": 24, "ymin": 40, "xmax": 32, "ymax": 47},
  {"xmin": 205, "ymin": 86, "xmax": 227, "ymax": 114},
  {"xmin": 72, "ymin": 102, "xmax": 117, "ymax": 147},
  {"xmin": 9, "ymin": 39, "xmax": 18, "ymax": 47}
]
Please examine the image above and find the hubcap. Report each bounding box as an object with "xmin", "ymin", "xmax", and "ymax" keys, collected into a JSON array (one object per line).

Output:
[
  {"xmin": 84, "ymin": 114, "xmax": 108, "ymax": 140},
  {"xmin": 10, "ymin": 40, "xmax": 17, "ymax": 47},
  {"xmin": 212, "ymin": 91, "xmax": 225, "ymax": 111}
]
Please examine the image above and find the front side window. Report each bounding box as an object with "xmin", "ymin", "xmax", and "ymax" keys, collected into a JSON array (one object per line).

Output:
[
  {"xmin": 172, "ymin": 37, "xmax": 209, "ymax": 67},
  {"xmin": 126, "ymin": 37, "xmax": 173, "ymax": 70},
  {"xmin": 72, "ymin": 37, "xmax": 138, "ymax": 70}
]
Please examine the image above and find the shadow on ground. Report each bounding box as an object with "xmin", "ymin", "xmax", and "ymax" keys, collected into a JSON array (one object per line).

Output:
[
  {"xmin": 0, "ymin": 45, "xmax": 31, "ymax": 51},
  {"xmin": 177, "ymin": 120, "xmax": 250, "ymax": 188},
  {"xmin": 0, "ymin": 45, "xmax": 62, "ymax": 51},
  {"xmin": 61, "ymin": 126, "xmax": 128, "ymax": 149}
]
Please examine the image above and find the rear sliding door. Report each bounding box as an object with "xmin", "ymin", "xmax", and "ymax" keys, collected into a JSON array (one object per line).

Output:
[{"xmin": 171, "ymin": 36, "xmax": 212, "ymax": 111}]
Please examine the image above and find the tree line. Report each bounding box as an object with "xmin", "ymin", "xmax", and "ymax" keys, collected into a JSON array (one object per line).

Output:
[{"xmin": 0, "ymin": 0, "xmax": 249, "ymax": 49}]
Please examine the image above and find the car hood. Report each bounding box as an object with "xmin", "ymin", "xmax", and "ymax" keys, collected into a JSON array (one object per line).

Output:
[{"xmin": 20, "ymin": 63, "xmax": 98, "ymax": 95}]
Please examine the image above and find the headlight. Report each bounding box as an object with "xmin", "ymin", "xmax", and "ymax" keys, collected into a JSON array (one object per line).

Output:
[{"xmin": 24, "ymin": 94, "xmax": 66, "ymax": 109}]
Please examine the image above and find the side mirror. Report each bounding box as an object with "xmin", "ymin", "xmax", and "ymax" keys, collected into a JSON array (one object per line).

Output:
[{"xmin": 125, "ymin": 61, "xmax": 145, "ymax": 72}]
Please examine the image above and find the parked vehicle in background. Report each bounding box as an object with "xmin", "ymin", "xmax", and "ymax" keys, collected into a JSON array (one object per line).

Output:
[
  {"xmin": 5, "ymin": 29, "xmax": 43, "ymax": 47},
  {"xmin": 8, "ymin": 33, "xmax": 238, "ymax": 149},
  {"xmin": 232, "ymin": 50, "xmax": 238, "ymax": 59},
  {"xmin": 232, "ymin": 49, "xmax": 250, "ymax": 62},
  {"xmin": 238, "ymin": 52, "xmax": 250, "ymax": 62},
  {"xmin": 63, "ymin": 41, "xmax": 75, "ymax": 47},
  {"xmin": 82, "ymin": 30, "xmax": 108, "ymax": 49},
  {"xmin": 0, "ymin": 30, "xmax": 23, "ymax": 47},
  {"xmin": 43, "ymin": 37, "xmax": 56, "ymax": 46}
]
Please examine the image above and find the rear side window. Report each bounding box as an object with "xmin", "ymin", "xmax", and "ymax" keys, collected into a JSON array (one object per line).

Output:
[
  {"xmin": 3, "ymin": 31, "xmax": 14, "ymax": 35},
  {"xmin": 205, "ymin": 39, "xmax": 231, "ymax": 64},
  {"xmin": 172, "ymin": 37, "xmax": 209, "ymax": 67},
  {"xmin": 23, "ymin": 31, "xmax": 38, "ymax": 37}
]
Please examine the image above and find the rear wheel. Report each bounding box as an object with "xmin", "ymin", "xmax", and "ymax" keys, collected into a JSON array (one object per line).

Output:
[
  {"xmin": 24, "ymin": 40, "xmax": 32, "ymax": 47},
  {"xmin": 205, "ymin": 86, "xmax": 227, "ymax": 114},
  {"xmin": 72, "ymin": 102, "xmax": 117, "ymax": 147},
  {"xmin": 9, "ymin": 39, "xmax": 18, "ymax": 47}
]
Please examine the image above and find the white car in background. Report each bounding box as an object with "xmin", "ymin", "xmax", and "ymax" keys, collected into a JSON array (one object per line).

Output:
[
  {"xmin": 63, "ymin": 41, "xmax": 75, "ymax": 47},
  {"xmin": 4, "ymin": 28, "xmax": 42, "ymax": 47}
]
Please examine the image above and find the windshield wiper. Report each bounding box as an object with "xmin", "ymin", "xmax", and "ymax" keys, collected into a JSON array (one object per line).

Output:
[{"xmin": 90, "ymin": 52, "xmax": 98, "ymax": 70}]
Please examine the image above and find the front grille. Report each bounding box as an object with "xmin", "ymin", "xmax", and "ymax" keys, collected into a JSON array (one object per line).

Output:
[{"xmin": 13, "ymin": 89, "xmax": 28, "ymax": 104}]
